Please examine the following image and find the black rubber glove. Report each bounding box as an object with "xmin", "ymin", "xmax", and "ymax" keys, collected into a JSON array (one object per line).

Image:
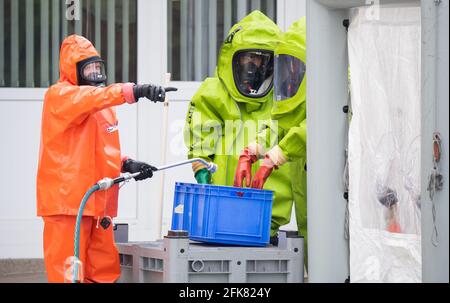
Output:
[
  {"xmin": 133, "ymin": 84, "xmax": 178, "ymax": 103},
  {"xmin": 121, "ymin": 159, "xmax": 158, "ymax": 181}
]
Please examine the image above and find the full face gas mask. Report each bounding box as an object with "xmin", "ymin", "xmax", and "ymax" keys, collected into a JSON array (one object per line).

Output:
[
  {"xmin": 233, "ymin": 50, "xmax": 274, "ymax": 98},
  {"xmin": 274, "ymin": 54, "xmax": 306, "ymax": 101},
  {"xmin": 76, "ymin": 56, "xmax": 107, "ymax": 87}
]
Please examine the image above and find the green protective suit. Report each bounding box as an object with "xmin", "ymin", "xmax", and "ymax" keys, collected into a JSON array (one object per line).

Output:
[
  {"xmin": 258, "ymin": 18, "xmax": 308, "ymax": 255},
  {"xmin": 184, "ymin": 11, "xmax": 294, "ymax": 237}
]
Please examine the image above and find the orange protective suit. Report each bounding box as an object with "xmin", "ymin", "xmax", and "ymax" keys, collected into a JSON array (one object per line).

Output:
[
  {"xmin": 36, "ymin": 35, "xmax": 135, "ymax": 283},
  {"xmin": 43, "ymin": 216, "xmax": 120, "ymax": 283}
]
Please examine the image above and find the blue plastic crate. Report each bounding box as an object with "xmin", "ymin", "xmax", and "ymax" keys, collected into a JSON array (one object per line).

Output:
[{"xmin": 171, "ymin": 182, "xmax": 273, "ymax": 247}]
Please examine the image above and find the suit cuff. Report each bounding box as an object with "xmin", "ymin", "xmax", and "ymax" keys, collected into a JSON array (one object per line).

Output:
[
  {"xmin": 122, "ymin": 83, "xmax": 136, "ymax": 104},
  {"xmin": 266, "ymin": 145, "xmax": 288, "ymax": 167}
]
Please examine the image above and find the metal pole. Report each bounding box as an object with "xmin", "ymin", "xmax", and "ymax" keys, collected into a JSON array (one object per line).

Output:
[
  {"xmin": 26, "ymin": 0, "xmax": 34, "ymax": 87},
  {"xmin": 0, "ymin": 0, "xmax": 4, "ymax": 86},
  {"xmin": 107, "ymin": 0, "xmax": 115, "ymax": 83},
  {"xmin": 421, "ymin": 0, "xmax": 449, "ymax": 283},
  {"xmin": 41, "ymin": 0, "xmax": 50, "ymax": 87},
  {"xmin": 307, "ymin": 0, "xmax": 350, "ymax": 282},
  {"xmin": 122, "ymin": 0, "xmax": 130, "ymax": 82},
  {"xmin": 10, "ymin": 0, "xmax": 19, "ymax": 87},
  {"xmin": 208, "ymin": 0, "xmax": 217, "ymax": 77},
  {"xmin": 156, "ymin": 73, "xmax": 172, "ymax": 239},
  {"xmin": 51, "ymin": 0, "xmax": 60, "ymax": 84}
]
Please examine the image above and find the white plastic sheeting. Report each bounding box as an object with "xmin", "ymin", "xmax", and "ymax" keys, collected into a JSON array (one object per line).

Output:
[{"xmin": 348, "ymin": 5, "xmax": 422, "ymax": 283}]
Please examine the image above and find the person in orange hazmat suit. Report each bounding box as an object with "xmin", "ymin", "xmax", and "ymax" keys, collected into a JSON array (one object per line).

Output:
[{"xmin": 36, "ymin": 35, "xmax": 176, "ymax": 283}]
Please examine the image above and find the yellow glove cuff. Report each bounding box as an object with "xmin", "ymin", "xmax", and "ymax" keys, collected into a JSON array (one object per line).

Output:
[
  {"xmin": 192, "ymin": 161, "xmax": 208, "ymax": 174},
  {"xmin": 266, "ymin": 145, "xmax": 288, "ymax": 167}
]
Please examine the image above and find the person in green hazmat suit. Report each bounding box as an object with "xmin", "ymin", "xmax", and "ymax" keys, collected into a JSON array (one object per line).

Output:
[
  {"xmin": 233, "ymin": 18, "xmax": 308, "ymax": 255},
  {"xmin": 184, "ymin": 11, "xmax": 294, "ymax": 242}
]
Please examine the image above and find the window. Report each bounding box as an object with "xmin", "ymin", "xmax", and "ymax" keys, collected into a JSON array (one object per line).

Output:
[
  {"xmin": 0, "ymin": 0, "xmax": 137, "ymax": 88},
  {"xmin": 168, "ymin": 0, "xmax": 277, "ymax": 81}
]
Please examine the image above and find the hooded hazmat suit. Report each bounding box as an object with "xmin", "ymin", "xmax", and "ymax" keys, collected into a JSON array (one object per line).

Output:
[
  {"xmin": 36, "ymin": 35, "xmax": 137, "ymax": 282},
  {"xmin": 184, "ymin": 11, "xmax": 295, "ymax": 237},
  {"xmin": 270, "ymin": 18, "xmax": 308, "ymax": 258},
  {"xmin": 256, "ymin": 18, "xmax": 308, "ymax": 255},
  {"xmin": 234, "ymin": 19, "xmax": 307, "ymax": 255}
]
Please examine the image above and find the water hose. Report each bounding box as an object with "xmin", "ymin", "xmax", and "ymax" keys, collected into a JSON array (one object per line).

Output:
[
  {"xmin": 70, "ymin": 159, "xmax": 217, "ymax": 282},
  {"xmin": 72, "ymin": 184, "xmax": 100, "ymax": 283},
  {"xmin": 71, "ymin": 172, "xmax": 139, "ymax": 282}
]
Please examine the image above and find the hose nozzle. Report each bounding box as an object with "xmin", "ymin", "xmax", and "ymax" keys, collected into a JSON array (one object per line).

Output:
[
  {"xmin": 97, "ymin": 178, "xmax": 114, "ymax": 190},
  {"xmin": 206, "ymin": 162, "xmax": 218, "ymax": 173},
  {"xmin": 155, "ymin": 158, "xmax": 218, "ymax": 173}
]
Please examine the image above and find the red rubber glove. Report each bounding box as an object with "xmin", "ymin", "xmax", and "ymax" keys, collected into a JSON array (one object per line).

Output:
[
  {"xmin": 234, "ymin": 147, "xmax": 258, "ymax": 188},
  {"xmin": 252, "ymin": 155, "xmax": 277, "ymax": 189}
]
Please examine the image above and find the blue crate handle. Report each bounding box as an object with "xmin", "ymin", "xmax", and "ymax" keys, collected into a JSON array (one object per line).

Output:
[{"xmin": 235, "ymin": 191, "xmax": 246, "ymax": 198}]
